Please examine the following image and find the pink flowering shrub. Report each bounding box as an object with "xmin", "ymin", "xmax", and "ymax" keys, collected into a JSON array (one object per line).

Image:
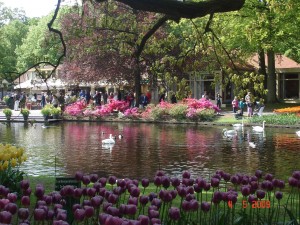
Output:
[
  {"xmin": 105, "ymin": 100, "xmax": 129, "ymax": 112},
  {"xmin": 124, "ymin": 107, "xmax": 140, "ymax": 118},
  {"xmin": 92, "ymin": 106, "xmax": 112, "ymax": 117},
  {"xmin": 64, "ymin": 100, "xmax": 87, "ymax": 116},
  {"xmin": 183, "ymin": 98, "xmax": 220, "ymax": 112}
]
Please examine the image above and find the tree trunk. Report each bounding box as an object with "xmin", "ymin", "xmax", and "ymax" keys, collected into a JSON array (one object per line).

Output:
[
  {"xmin": 134, "ymin": 58, "xmax": 141, "ymax": 107},
  {"xmin": 266, "ymin": 50, "xmax": 277, "ymax": 103},
  {"xmin": 258, "ymin": 49, "xmax": 267, "ymax": 90}
]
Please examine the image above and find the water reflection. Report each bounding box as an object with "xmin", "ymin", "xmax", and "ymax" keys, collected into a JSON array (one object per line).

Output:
[{"xmin": 0, "ymin": 122, "xmax": 299, "ymax": 179}]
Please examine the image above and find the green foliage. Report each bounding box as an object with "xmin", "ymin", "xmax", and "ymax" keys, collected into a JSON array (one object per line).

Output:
[
  {"xmin": 150, "ymin": 107, "xmax": 168, "ymax": 120},
  {"xmin": 197, "ymin": 109, "xmax": 215, "ymax": 122},
  {"xmin": 3, "ymin": 95, "xmax": 10, "ymax": 105},
  {"xmin": 168, "ymin": 104, "xmax": 188, "ymax": 120},
  {"xmin": 41, "ymin": 105, "xmax": 52, "ymax": 116},
  {"xmin": 3, "ymin": 108, "xmax": 12, "ymax": 117},
  {"xmin": 51, "ymin": 107, "xmax": 62, "ymax": 115},
  {"xmin": 250, "ymin": 113, "xmax": 300, "ymax": 125},
  {"xmin": 20, "ymin": 108, "xmax": 30, "ymax": 116}
]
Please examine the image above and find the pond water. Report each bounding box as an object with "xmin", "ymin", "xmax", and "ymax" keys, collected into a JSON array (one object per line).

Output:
[{"xmin": 1, "ymin": 122, "xmax": 299, "ymax": 180}]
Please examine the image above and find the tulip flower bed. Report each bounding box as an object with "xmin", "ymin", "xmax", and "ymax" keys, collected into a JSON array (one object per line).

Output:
[
  {"xmin": 0, "ymin": 170, "xmax": 299, "ymax": 225},
  {"xmin": 64, "ymin": 98, "xmax": 219, "ymax": 122},
  {"xmin": 274, "ymin": 106, "xmax": 300, "ymax": 115}
]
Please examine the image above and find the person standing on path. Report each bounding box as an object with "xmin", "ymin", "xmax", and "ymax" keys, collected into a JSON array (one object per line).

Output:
[{"xmin": 232, "ymin": 96, "xmax": 239, "ymax": 113}]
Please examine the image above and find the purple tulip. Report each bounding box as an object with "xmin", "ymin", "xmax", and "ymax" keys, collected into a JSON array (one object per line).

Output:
[
  {"xmin": 98, "ymin": 213, "xmax": 111, "ymax": 225},
  {"xmin": 211, "ymin": 178, "xmax": 220, "ymax": 188},
  {"xmin": 91, "ymin": 196, "xmax": 103, "ymax": 208},
  {"xmin": 264, "ymin": 173, "xmax": 274, "ymax": 181},
  {"xmin": 35, "ymin": 184, "xmax": 45, "ymax": 199},
  {"xmin": 108, "ymin": 176, "xmax": 117, "ymax": 185},
  {"xmin": 23, "ymin": 187, "xmax": 32, "ymax": 196},
  {"xmin": 241, "ymin": 185, "xmax": 251, "ymax": 197},
  {"xmin": 53, "ymin": 220, "xmax": 69, "ymax": 225},
  {"xmin": 128, "ymin": 197, "xmax": 138, "ymax": 206},
  {"xmin": 189, "ymin": 199, "xmax": 199, "ymax": 211},
  {"xmin": 73, "ymin": 188, "xmax": 83, "ymax": 199},
  {"xmin": 212, "ymin": 174, "xmax": 222, "ymax": 180},
  {"xmin": 227, "ymin": 193, "xmax": 237, "ymax": 204},
  {"xmin": 182, "ymin": 171, "xmax": 191, "ymax": 179},
  {"xmin": 231, "ymin": 175, "xmax": 240, "ymax": 185},
  {"xmin": 72, "ymin": 204, "xmax": 81, "ymax": 213},
  {"xmin": 169, "ymin": 207, "xmax": 180, "ymax": 220},
  {"xmin": 148, "ymin": 192, "xmax": 158, "ymax": 201},
  {"xmin": 0, "ymin": 211, "xmax": 12, "ymax": 224},
  {"xmin": 182, "ymin": 200, "xmax": 189, "ymax": 211},
  {"xmin": 248, "ymin": 194, "xmax": 257, "ymax": 204},
  {"xmin": 148, "ymin": 209, "xmax": 160, "ymax": 219},
  {"xmin": 212, "ymin": 191, "xmax": 222, "ymax": 204},
  {"xmin": 139, "ymin": 195, "xmax": 149, "ymax": 205},
  {"xmin": 261, "ymin": 180, "xmax": 273, "ymax": 191},
  {"xmin": 130, "ymin": 187, "xmax": 140, "ymax": 198},
  {"xmin": 126, "ymin": 204, "xmax": 137, "ymax": 215},
  {"xmin": 197, "ymin": 179, "xmax": 207, "ymax": 188},
  {"xmin": 20, "ymin": 180, "xmax": 30, "ymax": 190},
  {"xmin": 277, "ymin": 180, "xmax": 285, "ymax": 189},
  {"xmin": 82, "ymin": 200, "xmax": 92, "ymax": 207},
  {"xmin": 221, "ymin": 192, "xmax": 228, "ymax": 201},
  {"xmin": 177, "ymin": 186, "xmax": 187, "ymax": 198},
  {"xmin": 156, "ymin": 170, "xmax": 165, "ymax": 176},
  {"xmin": 18, "ymin": 208, "xmax": 30, "ymax": 220},
  {"xmin": 151, "ymin": 218, "xmax": 161, "ymax": 224},
  {"xmin": 43, "ymin": 195, "xmax": 53, "ymax": 205},
  {"xmin": 151, "ymin": 198, "xmax": 162, "ymax": 208},
  {"xmin": 162, "ymin": 176, "xmax": 171, "ymax": 189},
  {"xmin": 256, "ymin": 190, "xmax": 266, "ymax": 199},
  {"xmin": 106, "ymin": 206, "xmax": 120, "ymax": 217},
  {"xmin": 141, "ymin": 178, "xmax": 150, "ymax": 188},
  {"xmin": 93, "ymin": 182, "xmax": 102, "ymax": 192},
  {"xmin": 90, "ymin": 174, "xmax": 99, "ymax": 183},
  {"xmin": 292, "ymin": 171, "xmax": 300, "ymax": 180},
  {"xmin": 204, "ymin": 183, "xmax": 211, "ymax": 191},
  {"xmin": 132, "ymin": 179, "xmax": 139, "ymax": 187},
  {"xmin": 52, "ymin": 192, "xmax": 62, "ymax": 203},
  {"xmin": 255, "ymin": 170, "xmax": 263, "ymax": 179},
  {"xmin": 87, "ymin": 187, "xmax": 96, "ymax": 197},
  {"xmin": 7, "ymin": 193, "xmax": 17, "ymax": 203},
  {"xmin": 185, "ymin": 193, "xmax": 195, "ymax": 201},
  {"xmin": 75, "ymin": 171, "xmax": 84, "ymax": 181},
  {"xmin": 56, "ymin": 210, "xmax": 67, "ymax": 221},
  {"xmin": 241, "ymin": 176, "xmax": 249, "ymax": 185},
  {"xmin": 46, "ymin": 209, "xmax": 55, "ymax": 220},
  {"xmin": 154, "ymin": 176, "xmax": 162, "ymax": 187},
  {"xmin": 84, "ymin": 205, "xmax": 95, "ymax": 218},
  {"xmin": 288, "ymin": 177, "xmax": 298, "ymax": 187},
  {"xmin": 34, "ymin": 208, "xmax": 46, "ymax": 221},
  {"xmin": 54, "ymin": 204, "xmax": 64, "ymax": 213},
  {"xmin": 99, "ymin": 177, "xmax": 107, "ymax": 186},
  {"xmin": 138, "ymin": 215, "xmax": 150, "ymax": 225},
  {"xmin": 21, "ymin": 196, "xmax": 30, "ymax": 207},
  {"xmin": 201, "ymin": 202, "xmax": 211, "ymax": 212},
  {"xmin": 4, "ymin": 203, "xmax": 18, "ymax": 215},
  {"xmin": 103, "ymin": 202, "xmax": 113, "ymax": 212},
  {"xmin": 250, "ymin": 176, "xmax": 258, "ymax": 182},
  {"xmin": 223, "ymin": 173, "xmax": 231, "ymax": 182},
  {"xmin": 82, "ymin": 175, "xmax": 91, "ymax": 185},
  {"xmin": 275, "ymin": 191, "xmax": 283, "ymax": 200},
  {"xmin": 171, "ymin": 177, "xmax": 181, "ymax": 187}
]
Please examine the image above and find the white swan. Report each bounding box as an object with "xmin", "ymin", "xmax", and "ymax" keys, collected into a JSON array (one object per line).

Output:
[
  {"xmin": 296, "ymin": 130, "xmax": 300, "ymax": 137},
  {"xmin": 252, "ymin": 121, "xmax": 266, "ymax": 132},
  {"xmin": 102, "ymin": 134, "xmax": 115, "ymax": 144},
  {"xmin": 222, "ymin": 128, "xmax": 237, "ymax": 137},
  {"xmin": 232, "ymin": 118, "xmax": 244, "ymax": 128},
  {"xmin": 249, "ymin": 142, "xmax": 256, "ymax": 148}
]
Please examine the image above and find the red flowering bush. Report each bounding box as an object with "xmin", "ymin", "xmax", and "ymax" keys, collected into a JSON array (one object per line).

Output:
[{"xmin": 64, "ymin": 100, "xmax": 87, "ymax": 116}]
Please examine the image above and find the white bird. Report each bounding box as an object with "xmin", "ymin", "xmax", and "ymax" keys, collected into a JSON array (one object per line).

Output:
[
  {"xmin": 102, "ymin": 134, "xmax": 115, "ymax": 144},
  {"xmin": 249, "ymin": 142, "xmax": 256, "ymax": 148},
  {"xmin": 252, "ymin": 121, "xmax": 266, "ymax": 132},
  {"xmin": 118, "ymin": 134, "xmax": 123, "ymax": 139},
  {"xmin": 232, "ymin": 118, "xmax": 244, "ymax": 128},
  {"xmin": 222, "ymin": 128, "xmax": 237, "ymax": 137},
  {"xmin": 296, "ymin": 130, "xmax": 300, "ymax": 137}
]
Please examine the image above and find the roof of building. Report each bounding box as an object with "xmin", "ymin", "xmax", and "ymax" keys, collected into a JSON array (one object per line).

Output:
[{"xmin": 249, "ymin": 53, "xmax": 300, "ymax": 69}]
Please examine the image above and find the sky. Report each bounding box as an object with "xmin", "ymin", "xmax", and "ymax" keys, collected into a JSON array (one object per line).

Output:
[{"xmin": 1, "ymin": 0, "xmax": 77, "ymax": 18}]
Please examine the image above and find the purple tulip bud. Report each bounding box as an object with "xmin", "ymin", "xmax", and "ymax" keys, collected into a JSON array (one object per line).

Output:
[
  {"xmin": 151, "ymin": 218, "xmax": 161, "ymax": 224},
  {"xmin": 108, "ymin": 176, "xmax": 117, "ymax": 185},
  {"xmin": 128, "ymin": 197, "xmax": 138, "ymax": 206},
  {"xmin": 35, "ymin": 185, "xmax": 45, "ymax": 199},
  {"xmin": 20, "ymin": 180, "xmax": 30, "ymax": 190},
  {"xmin": 82, "ymin": 200, "xmax": 91, "ymax": 207},
  {"xmin": 231, "ymin": 175, "xmax": 240, "ymax": 185},
  {"xmin": 221, "ymin": 192, "xmax": 228, "ymax": 201},
  {"xmin": 84, "ymin": 205, "xmax": 94, "ymax": 218},
  {"xmin": 177, "ymin": 186, "xmax": 187, "ymax": 198},
  {"xmin": 90, "ymin": 174, "xmax": 99, "ymax": 183},
  {"xmin": 99, "ymin": 177, "xmax": 107, "ymax": 186},
  {"xmin": 138, "ymin": 215, "xmax": 150, "ymax": 225},
  {"xmin": 204, "ymin": 183, "xmax": 211, "ymax": 191},
  {"xmin": 107, "ymin": 194, "xmax": 119, "ymax": 204},
  {"xmin": 72, "ymin": 204, "xmax": 81, "ymax": 213},
  {"xmin": 169, "ymin": 207, "xmax": 180, "ymax": 220},
  {"xmin": 241, "ymin": 185, "xmax": 251, "ymax": 197},
  {"xmin": 53, "ymin": 220, "xmax": 69, "ymax": 225},
  {"xmin": 148, "ymin": 209, "xmax": 159, "ymax": 219},
  {"xmin": 5, "ymin": 203, "xmax": 18, "ymax": 215},
  {"xmin": 73, "ymin": 188, "xmax": 83, "ymax": 199},
  {"xmin": 148, "ymin": 192, "xmax": 158, "ymax": 201},
  {"xmin": 241, "ymin": 176, "xmax": 249, "ymax": 185},
  {"xmin": 126, "ymin": 204, "xmax": 137, "ymax": 215},
  {"xmin": 189, "ymin": 199, "xmax": 199, "ymax": 211},
  {"xmin": 185, "ymin": 193, "xmax": 195, "ymax": 201},
  {"xmin": 46, "ymin": 209, "xmax": 55, "ymax": 220},
  {"xmin": 18, "ymin": 208, "xmax": 30, "ymax": 220},
  {"xmin": 255, "ymin": 170, "xmax": 263, "ymax": 179},
  {"xmin": 23, "ymin": 187, "xmax": 32, "ymax": 196},
  {"xmin": 223, "ymin": 173, "xmax": 231, "ymax": 182},
  {"xmin": 250, "ymin": 176, "xmax": 258, "ymax": 182},
  {"xmin": 155, "ymin": 170, "xmax": 165, "ymax": 177},
  {"xmin": 288, "ymin": 177, "xmax": 298, "ymax": 187},
  {"xmin": 21, "ymin": 196, "xmax": 30, "ymax": 207},
  {"xmin": 139, "ymin": 195, "xmax": 149, "ymax": 205},
  {"xmin": 98, "ymin": 213, "xmax": 111, "ymax": 225},
  {"xmin": 162, "ymin": 176, "xmax": 171, "ymax": 189},
  {"xmin": 197, "ymin": 179, "xmax": 207, "ymax": 188},
  {"xmin": 264, "ymin": 173, "xmax": 274, "ymax": 181},
  {"xmin": 248, "ymin": 194, "xmax": 257, "ymax": 204},
  {"xmin": 211, "ymin": 178, "xmax": 220, "ymax": 188},
  {"xmin": 82, "ymin": 175, "xmax": 91, "ymax": 185},
  {"xmin": 91, "ymin": 196, "xmax": 103, "ymax": 208},
  {"xmin": 130, "ymin": 187, "xmax": 141, "ymax": 198},
  {"xmin": 171, "ymin": 177, "xmax": 181, "ymax": 188},
  {"xmin": 182, "ymin": 200, "xmax": 189, "ymax": 211},
  {"xmin": 34, "ymin": 208, "xmax": 46, "ymax": 221},
  {"xmin": 54, "ymin": 204, "xmax": 63, "ymax": 213},
  {"xmin": 151, "ymin": 198, "xmax": 162, "ymax": 208},
  {"xmin": 132, "ymin": 179, "xmax": 139, "ymax": 187},
  {"xmin": 56, "ymin": 210, "xmax": 67, "ymax": 221},
  {"xmin": 182, "ymin": 171, "xmax": 191, "ymax": 179},
  {"xmin": 227, "ymin": 193, "xmax": 237, "ymax": 204},
  {"xmin": 256, "ymin": 190, "xmax": 266, "ymax": 199},
  {"xmin": 200, "ymin": 202, "xmax": 210, "ymax": 212},
  {"xmin": 0, "ymin": 211, "xmax": 12, "ymax": 224},
  {"xmin": 52, "ymin": 192, "xmax": 62, "ymax": 203},
  {"xmin": 7, "ymin": 193, "xmax": 17, "ymax": 203},
  {"xmin": 75, "ymin": 171, "xmax": 84, "ymax": 181},
  {"xmin": 212, "ymin": 191, "xmax": 222, "ymax": 204},
  {"xmin": 116, "ymin": 179, "xmax": 125, "ymax": 188},
  {"xmin": 292, "ymin": 171, "xmax": 300, "ymax": 180},
  {"xmin": 194, "ymin": 184, "xmax": 202, "ymax": 193},
  {"xmin": 43, "ymin": 195, "xmax": 52, "ymax": 205},
  {"xmin": 87, "ymin": 188, "xmax": 96, "ymax": 197},
  {"xmin": 154, "ymin": 176, "xmax": 162, "ymax": 187},
  {"xmin": 277, "ymin": 180, "xmax": 285, "ymax": 189},
  {"xmin": 261, "ymin": 180, "xmax": 273, "ymax": 191},
  {"xmin": 141, "ymin": 178, "xmax": 150, "ymax": 188},
  {"xmin": 212, "ymin": 174, "xmax": 222, "ymax": 180},
  {"xmin": 103, "ymin": 202, "xmax": 112, "ymax": 212},
  {"xmin": 275, "ymin": 191, "xmax": 283, "ymax": 200}
]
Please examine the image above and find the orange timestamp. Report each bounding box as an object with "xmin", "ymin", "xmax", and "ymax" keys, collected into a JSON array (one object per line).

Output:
[{"xmin": 242, "ymin": 200, "xmax": 271, "ymax": 208}]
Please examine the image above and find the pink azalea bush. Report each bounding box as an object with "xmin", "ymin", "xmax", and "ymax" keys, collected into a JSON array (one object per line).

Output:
[
  {"xmin": 64, "ymin": 100, "xmax": 87, "ymax": 116},
  {"xmin": 124, "ymin": 107, "xmax": 140, "ymax": 118}
]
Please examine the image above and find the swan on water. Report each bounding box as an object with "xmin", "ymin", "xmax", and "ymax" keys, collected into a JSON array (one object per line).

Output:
[
  {"xmin": 249, "ymin": 142, "xmax": 256, "ymax": 148},
  {"xmin": 252, "ymin": 121, "xmax": 266, "ymax": 132},
  {"xmin": 102, "ymin": 134, "xmax": 115, "ymax": 144},
  {"xmin": 296, "ymin": 130, "xmax": 300, "ymax": 137},
  {"xmin": 222, "ymin": 128, "xmax": 237, "ymax": 137},
  {"xmin": 232, "ymin": 118, "xmax": 244, "ymax": 128}
]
